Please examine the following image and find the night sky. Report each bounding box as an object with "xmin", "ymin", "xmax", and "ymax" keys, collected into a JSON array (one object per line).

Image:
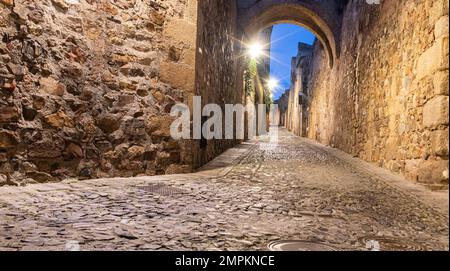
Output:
[{"xmin": 269, "ymin": 24, "xmax": 316, "ymax": 100}]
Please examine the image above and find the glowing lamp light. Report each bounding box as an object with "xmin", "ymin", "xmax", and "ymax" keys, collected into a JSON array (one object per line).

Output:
[
  {"xmin": 267, "ymin": 78, "xmax": 279, "ymax": 91},
  {"xmin": 247, "ymin": 42, "xmax": 264, "ymax": 59}
]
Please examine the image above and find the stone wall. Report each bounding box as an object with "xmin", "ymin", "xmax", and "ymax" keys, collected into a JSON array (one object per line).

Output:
[
  {"xmin": 0, "ymin": 0, "xmax": 198, "ymax": 185},
  {"xmin": 193, "ymin": 0, "xmax": 242, "ymax": 168},
  {"xmin": 277, "ymin": 89, "xmax": 289, "ymax": 127},
  {"xmin": 285, "ymin": 42, "xmax": 313, "ymax": 137},
  {"xmin": 305, "ymin": 0, "xmax": 449, "ymax": 188},
  {"xmin": 1, "ymin": 0, "xmax": 448, "ymax": 188}
]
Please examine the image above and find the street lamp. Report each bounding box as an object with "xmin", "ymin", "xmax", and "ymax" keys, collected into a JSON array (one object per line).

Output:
[
  {"xmin": 247, "ymin": 42, "xmax": 264, "ymax": 59},
  {"xmin": 267, "ymin": 78, "xmax": 279, "ymax": 91}
]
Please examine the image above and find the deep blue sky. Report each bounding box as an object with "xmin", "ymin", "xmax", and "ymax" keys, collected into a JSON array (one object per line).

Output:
[{"xmin": 269, "ymin": 24, "xmax": 315, "ymax": 99}]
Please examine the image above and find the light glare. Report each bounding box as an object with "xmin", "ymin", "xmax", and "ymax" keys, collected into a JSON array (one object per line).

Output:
[
  {"xmin": 248, "ymin": 42, "xmax": 263, "ymax": 59},
  {"xmin": 267, "ymin": 78, "xmax": 279, "ymax": 91}
]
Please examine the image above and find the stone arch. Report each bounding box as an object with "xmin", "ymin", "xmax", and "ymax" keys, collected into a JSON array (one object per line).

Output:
[{"xmin": 239, "ymin": 0, "xmax": 340, "ymax": 68}]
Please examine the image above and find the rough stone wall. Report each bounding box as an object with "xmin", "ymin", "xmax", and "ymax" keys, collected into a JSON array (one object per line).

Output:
[
  {"xmin": 286, "ymin": 42, "xmax": 313, "ymax": 137},
  {"xmin": 306, "ymin": 0, "xmax": 449, "ymax": 188},
  {"xmin": 306, "ymin": 41, "xmax": 333, "ymax": 145},
  {"xmin": 298, "ymin": 44, "xmax": 312, "ymax": 137},
  {"xmin": 0, "ymin": 0, "xmax": 198, "ymax": 186},
  {"xmin": 193, "ymin": 0, "xmax": 241, "ymax": 168},
  {"xmin": 277, "ymin": 89, "xmax": 289, "ymax": 126}
]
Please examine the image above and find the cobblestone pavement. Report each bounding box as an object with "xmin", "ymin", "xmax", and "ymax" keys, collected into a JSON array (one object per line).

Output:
[{"xmin": 0, "ymin": 128, "xmax": 448, "ymax": 251}]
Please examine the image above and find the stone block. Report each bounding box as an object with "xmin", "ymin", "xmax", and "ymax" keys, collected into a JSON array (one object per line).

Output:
[
  {"xmin": 0, "ymin": 0, "xmax": 13, "ymax": 7},
  {"xmin": 156, "ymin": 151, "xmax": 171, "ymax": 166},
  {"xmin": 163, "ymin": 19, "xmax": 197, "ymax": 46},
  {"xmin": 0, "ymin": 130, "xmax": 18, "ymax": 149},
  {"xmin": 118, "ymin": 94, "xmax": 135, "ymax": 106},
  {"xmin": 423, "ymin": 96, "xmax": 449, "ymax": 128},
  {"xmin": 151, "ymin": 89, "xmax": 166, "ymax": 103},
  {"xmin": 181, "ymin": 48, "xmax": 196, "ymax": 66},
  {"xmin": 51, "ymin": 0, "xmax": 68, "ymax": 11},
  {"xmin": 66, "ymin": 143, "xmax": 83, "ymax": 158},
  {"xmin": 185, "ymin": 0, "xmax": 198, "ymax": 23},
  {"xmin": 28, "ymin": 139, "xmax": 64, "ymax": 158},
  {"xmin": 431, "ymin": 0, "xmax": 449, "ymax": 20},
  {"xmin": 32, "ymin": 95, "xmax": 46, "ymax": 110},
  {"xmin": 385, "ymin": 137, "xmax": 401, "ymax": 161},
  {"xmin": 433, "ymin": 70, "xmax": 449, "ymax": 95},
  {"xmin": 146, "ymin": 115, "xmax": 174, "ymax": 139},
  {"xmin": 96, "ymin": 113, "xmax": 122, "ymax": 134},
  {"xmin": 110, "ymin": 53, "xmax": 136, "ymax": 66},
  {"xmin": 127, "ymin": 146, "xmax": 145, "ymax": 159},
  {"xmin": 416, "ymin": 37, "xmax": 449, "ymax": 80},
  {"xmin": 431, "ymin": 129, "xmax": 449, "ymax": 157},
  {"xmin": 44, "ymin": 112, "xmax": 75, "ymax": 128},
  {"xmin": 435, "ymin": 16, "xmax": 449, "ymax": 38},
  {"xmin": 124, "ymin": 118, "xmax": 146, "ymax": 137},
  {"xmin": 405, "ymin": 159, "xmax": 421, "ymax": 182},
  {"xmin": 418, "ymin": 160, "xmax": 449, "ymax": 184},
  {"xmin": 160, "ymin": 62, "xmax": 195, "ymax": 92},
  {"xmin": 39, "ymin": 77, "xmax": 65, "ymax": 96},
  {"xmin": 137, "ymin": 51, "xmax": 158, "ymax": 66},
  {"xmin": 164, "ymin": 140, "xmax": 180, "ymax": 150},
  {"xmin": 386, "ymin": 160, "xmax": 403, "ymax": 173},
  {"xmin": 0, "ymin": 106, "xmax": 19, "ymax": 123},
  {"xmin": 150, "ymin": 10, "xmax": 165, "ymax": 26}
]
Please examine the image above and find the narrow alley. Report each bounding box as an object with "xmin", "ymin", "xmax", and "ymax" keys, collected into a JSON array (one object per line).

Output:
[
  {"xmin": 0, "ymin": 128, "xmax": 447, "ymax": 251},
  {"xmin": 0, "ymin": 0, "xmax": 449, "ymax": 255}
]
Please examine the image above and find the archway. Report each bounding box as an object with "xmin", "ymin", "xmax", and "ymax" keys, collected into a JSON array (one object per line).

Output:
[{"xmin": 239, "ymin": 0, "xmax": 340, "ymax": 68}]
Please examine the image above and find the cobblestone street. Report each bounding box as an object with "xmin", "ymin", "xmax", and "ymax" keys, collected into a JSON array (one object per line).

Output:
[{"xmin": 0, "ymin": 128, "xmax": 448, "ymax": 251}]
